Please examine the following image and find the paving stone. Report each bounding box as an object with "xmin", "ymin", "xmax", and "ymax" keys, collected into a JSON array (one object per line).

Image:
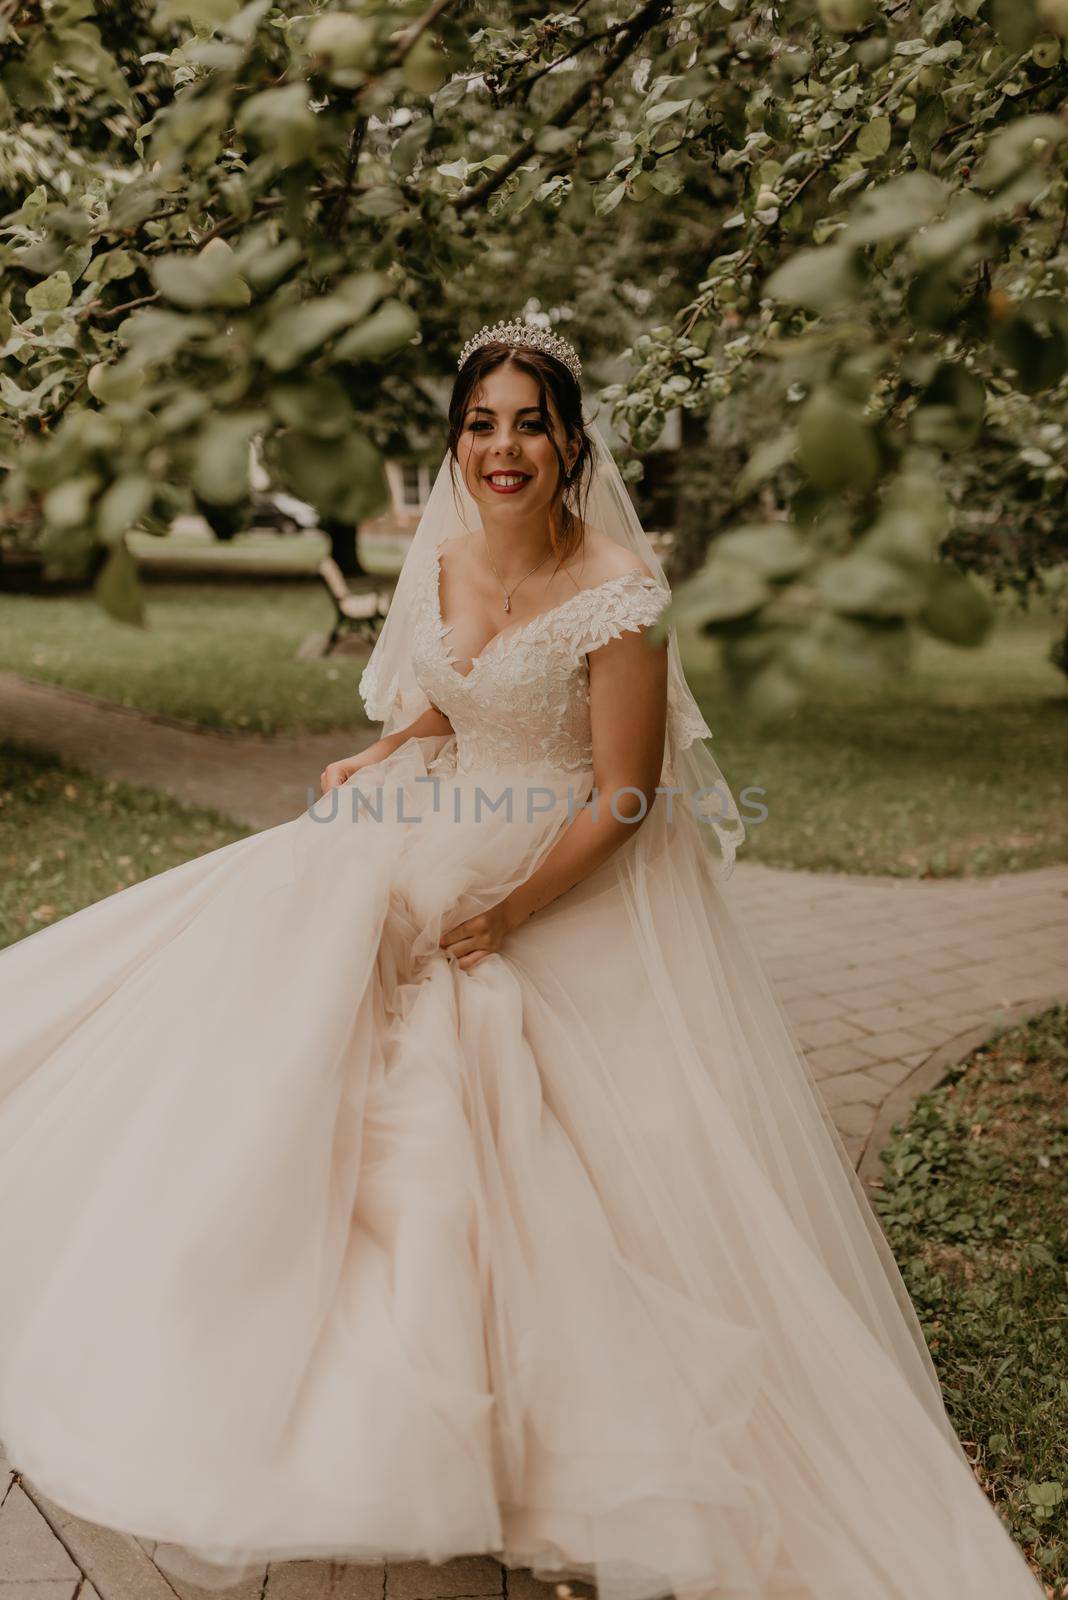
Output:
[
  {"xmin": 0, "ymin": 1584, "xmax": 79, "ymax": 1598},
  {"xmin": 852, "ymin": 1029, "xmax": 932, "ymax": 1063},
  {"xmin": 804, "ymin": 1042, "xmax": 882, "ymax": 1079},
  {"xmin": 0, "ymin": 1486, "xmax": 79, "ymax": 1583},
  {"xmin": 0, "ymin": 672, "xmax": 379, "ymax": 834},
  {"xmin": 867, "ymin": 1059, "xmax": 922, "ymax": 1089},
  {"xmin": 822, "ymin": 1101, "xmax": 876, "ymax": 1139},
  {"xmin": 22, "ymin": 1482, "xmax": 177, "ymax": 1600},
  {"xmin": 793, "ymin": 1016, "xmax": 868, "ymax": 1050},
  {"xmin": 385, "ymin": 1558, "xmax": 503, "ymax": 1598},
  {"xmin": 171, "ymin": 1574, "xmax": 266, "ymax": 1599},
  {"xmin": 783, "ymin": 994, "xmax": 848, "ymax": 1023},
  {"xmin": 817, "ymin": 1069, "xmax": 887, "ymax": 1108},
  {"xmin": 263, "ymin": 1561, "xmax": 385, "ymax": 1598},
  {"xmin": 504, "ymin": 1571, "xmax": 594, "ymax": 1600}
]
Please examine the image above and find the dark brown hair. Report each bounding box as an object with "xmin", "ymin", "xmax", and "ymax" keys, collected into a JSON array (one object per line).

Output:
[{"xmin": 446, "ymin": 342, "xmax": 593, "ymax": 569}]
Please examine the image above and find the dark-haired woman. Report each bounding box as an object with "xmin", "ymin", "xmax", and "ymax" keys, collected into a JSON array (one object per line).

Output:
[{"xmin": 0, "ymin": 322, "xmax": 1044, "ymax": 1600}]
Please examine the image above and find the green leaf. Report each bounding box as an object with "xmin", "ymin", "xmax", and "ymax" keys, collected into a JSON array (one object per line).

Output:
[
  {"xmin": 432, "ymin": 77, "xmax": 468, "ymax": 120},
  {"xmin": 269, "ymin": 377, "xmax": 353, "ymax": 438},
  {"xmin": 273, "ymin": 430, "xmax": 388, "ymax": 522},
  {"xmin": 160, "ymin": 0, "xmax": 240, "ymax": 23},
  {"xmin": 735, "ymin": 431, "xmax": 798, "ymax": 498},
  {"xmin": 916, "ymin": 566, "xmax": 994, "ymax": 645},
  {"xmin": 152, "ymin": 239, "xmax": 250, "ymax": 310},
  {"xmin": 235, "ymin": 82, "xmax": 319, "ymax": 166},
  {"xmin": 593, "ymin": 182, "xmax": 627, "ymax": 216},
  {"xmin": 242, "ymin": 237, "xmax": 302, "ymax": 293},
  {"xmin": 911, "ymin": 363, "xmax": 987, "ymax": 450},
  {"xmin": 96, "ymin": 474, "xmax": 154, "ymax": 542},
  {"xmin": 83, "ymin": 248, "xmax": 138, "ymax": 285},
  {"xmin": 332, "ymin": 299, "xmax": 419, "ymax": 361},
  {"xmin": 993, "ymin": 296, "xmax": 1068, "ymax": 393},
  {"xmin": 972, "ymin": 114, "xmax": 1067, "ymax": 191},
  {"xmin": 798, "ymin": 391, "xmax": 879, "ymax": 491},
  {"xmin": 909, "ymin": 95, "xmax": 947, "ymax": 168},
  {"xmin": 118, "ymin": 308, "xmax": 212, "ymax": 363},
  {"xmin": 816, "ymin": 552, "xmax": 928, "ymax": 619},
  {"xmin": 355, "ymin": 185, "xmax": 407, "ymax": 218},
  {"xmin": 843, "ymin": 172, "xmax": 947, "ymax": 244},
  {"xmin": 646, "ymin": 98, "xmax": 691, "ymax": 125},
  {"xmin": 1026, "ymin": 1482, "xmax": 1064, "ymax": 1509},
  {"xmin": 765, "ymin": 241, "xmax": 865, "ymax": 311},
  {"xmin": 714, "ymin": 523, "xmax": 808, "ymax": 580},
  {"xmin": 26, "ymin": 271, "xmax": 73, "ymax": 311},
  {"xmin": 192, "ymin": 410, "xmax": 267, "ymax": 504},
  {"xmin": 256, "ymin": 296, "xmax": 362, "ymax": 371},
  {"xmin": 856, "ymin": 115, "xmax": 891, "ymax": 161},
  {"xmin": 94, "ymin": 535, "xmax": 146, "ymax": 626},
  {"xmin": 391, "ymin": 116, "xmax": 433, "ymax": 175},
  {"xmin": 990, "ymin": 0, "xmax": 1040, "ymax": 49},
  {"xmin": 43, "ymin": 474, "xmax": 99, "ymax": 531},
  {"xmin": 668, "ymin": 557, "xmax": 772, "ymax": 628},
  {"xmin": 403, "ymin": 35, "xmax": 446, "ymax": 94},
  {"xmin": 910, "ymin": 196, "xmax": 990, "ymax": 267}
]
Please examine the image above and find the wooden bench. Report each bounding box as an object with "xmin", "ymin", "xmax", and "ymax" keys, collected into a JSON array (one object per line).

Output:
[{"xmin": 316, "ymin": 557, "xmax": 391, "ymax": 655}]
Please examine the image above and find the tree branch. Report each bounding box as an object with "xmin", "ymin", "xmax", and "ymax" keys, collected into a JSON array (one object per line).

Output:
[
  {"xmin": 390, "ymin": 0, "xmax": 456, "ymax": 62},
  {"xmin": 454, "ymin": 0, "xmax": 671, "ymax": 214},
  {"xmin": 498, "ymin": 19, "xmax": 636, "ymax": 100}
]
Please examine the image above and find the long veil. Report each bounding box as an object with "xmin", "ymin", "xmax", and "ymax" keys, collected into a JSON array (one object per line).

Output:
[{"xmin": 359, "ymin": 414, "xmax": 746, "ymax": 879}]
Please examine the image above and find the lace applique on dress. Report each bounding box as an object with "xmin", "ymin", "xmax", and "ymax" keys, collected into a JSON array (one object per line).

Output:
[{"xmin": 409, "ymin": 544, "xmax": 671, "ymax": 776}]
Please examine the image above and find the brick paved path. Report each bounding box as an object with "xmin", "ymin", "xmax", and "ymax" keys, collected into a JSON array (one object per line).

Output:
[{"xmin": 2, "ymin": 671, "xmax": 1065, "ymax": 1598}]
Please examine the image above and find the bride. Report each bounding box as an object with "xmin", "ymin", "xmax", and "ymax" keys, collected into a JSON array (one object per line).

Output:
[{"xmin": 0, "ymin": 319, "xmax": 1044, "ymax": 1600}]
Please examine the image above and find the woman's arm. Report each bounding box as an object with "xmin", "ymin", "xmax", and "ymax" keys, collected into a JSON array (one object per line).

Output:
[
  {"xmin": 503, "ymin": 626, "xmax": 669, "ymax": 924},
  {"xmin": 440, "ymin": 622, "xmax": 668, "ymax": 969},
  {"xmin": 320, "ymin": 705, "xmax": 453, "ymax": 793}
]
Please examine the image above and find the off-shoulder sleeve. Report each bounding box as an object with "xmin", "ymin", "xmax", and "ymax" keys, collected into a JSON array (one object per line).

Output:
[{"xmin": 557, "ymin": 573, "xmax": 671, "ymax": 658}]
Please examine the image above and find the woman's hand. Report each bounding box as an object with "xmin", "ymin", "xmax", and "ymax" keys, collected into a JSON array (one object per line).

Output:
[
  {"xmin": 319, "ymin": 745, "xmax": 387, "ymax": 793},
  {"xmin": 439, "ymin": 898, "xmax": 524, "ymax": 972}
]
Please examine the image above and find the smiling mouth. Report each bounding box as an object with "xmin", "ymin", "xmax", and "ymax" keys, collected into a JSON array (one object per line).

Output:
[{"xmin": 484, "ymin": 472, "xmax": 531, "ymax": 490}]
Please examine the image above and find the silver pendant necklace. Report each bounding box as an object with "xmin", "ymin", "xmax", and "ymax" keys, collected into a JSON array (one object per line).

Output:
[{"xmin": 482, "ymin": 532, "xmax": 553, "ymax": 613}]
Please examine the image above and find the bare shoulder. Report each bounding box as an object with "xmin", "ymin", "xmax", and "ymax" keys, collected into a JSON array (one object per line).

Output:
[
  {"xmin": 572, "ymin": 525, "xmax": 656, "ymax": 588},
  {"xmin": 436, "ymin": 532, "xmax": 479, "ymax": 576}
]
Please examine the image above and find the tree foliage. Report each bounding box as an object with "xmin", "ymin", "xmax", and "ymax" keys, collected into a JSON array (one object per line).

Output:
[{"xmin": 1, "ymin": 0, "xmax": 1066, "ymax": 713}]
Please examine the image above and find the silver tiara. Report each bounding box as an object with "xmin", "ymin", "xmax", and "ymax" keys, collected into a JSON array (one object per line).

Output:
[{"xmin": 458, "ymin": 318, "xmax": 582, "ymax": 382}]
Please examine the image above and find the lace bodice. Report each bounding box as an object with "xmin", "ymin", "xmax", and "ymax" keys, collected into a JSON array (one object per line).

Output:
[{"xmin": 409, "ymin": 540, "xmax": 671, "ymax": 777}]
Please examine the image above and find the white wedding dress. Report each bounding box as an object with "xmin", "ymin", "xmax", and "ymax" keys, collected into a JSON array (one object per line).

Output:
[{"xmin": 0, "ymin": 533, "xmax": 1044, "ymax": 1600}]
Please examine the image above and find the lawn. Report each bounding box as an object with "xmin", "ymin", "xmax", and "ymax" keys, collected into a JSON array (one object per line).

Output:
[
  {"xmin": 698, "ymin": 602, "xmax": 1068, "ymax": 878},
  {"xmin": 0, "ymin": 578, "xmax": 1064, "ymax": 877},
  {"xmin": 873, "ymin": 1003, "xmax": 1068, "ymax": 1589},
  {"xmin": 0, "ymin": 741, "xmax": 248, "ymax": 952},
  {"xmin": 0, "ymin": 580, "xmax": 363, "ymax": 733}
]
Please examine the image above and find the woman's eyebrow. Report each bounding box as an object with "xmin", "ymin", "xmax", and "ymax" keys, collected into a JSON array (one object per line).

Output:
[{"xmin": 466, "ymin": 405, "xmax": 543, "ymax": 416}]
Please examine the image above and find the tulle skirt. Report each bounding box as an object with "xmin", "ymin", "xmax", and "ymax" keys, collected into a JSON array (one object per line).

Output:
[{"xmin": 0, "ymin": 734, "xmax": 1043, "ymax": 1598}]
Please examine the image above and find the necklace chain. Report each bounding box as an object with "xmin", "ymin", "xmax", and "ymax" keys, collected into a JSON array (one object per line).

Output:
[{"xmin": 481, "ymin": 532, "xmax": 553, "ymax": 613}]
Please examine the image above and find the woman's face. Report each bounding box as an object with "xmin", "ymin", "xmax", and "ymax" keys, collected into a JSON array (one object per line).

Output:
[{"xmin": 455, "ymin": 361, "xmax": 578, "ymax": 523}]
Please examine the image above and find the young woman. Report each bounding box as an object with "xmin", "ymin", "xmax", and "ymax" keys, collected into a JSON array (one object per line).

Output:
[{"xmin": 0, "ymin": 320, "xmax": 1044, "ymax": 1600}]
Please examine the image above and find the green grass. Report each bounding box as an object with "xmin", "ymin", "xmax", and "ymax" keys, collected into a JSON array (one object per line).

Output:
[
  {"xmin": 126, "ymin": 524, "xmax": 406, "ymax": 576},
  {"xmin": 0, "ymin": 741, "xmax": 248, "ymax": 952},
  {"xmin": 128, "ymin": 527, "xmax": 331, "ymax": 575},
  {"xmin": 872, "ymin": 1004, "xmax": 1068, "ymax": 1588},
  {"xmin": 0, "ymin": 580, "xmax": 1064, "ymax": 876},
  {"xmin": 693, "ymin": 605, "xmax": 1067, "ymax": 878},
  {"xmin": 0, "ymin": 581, "xmax": 368, "ymax": 734}
]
